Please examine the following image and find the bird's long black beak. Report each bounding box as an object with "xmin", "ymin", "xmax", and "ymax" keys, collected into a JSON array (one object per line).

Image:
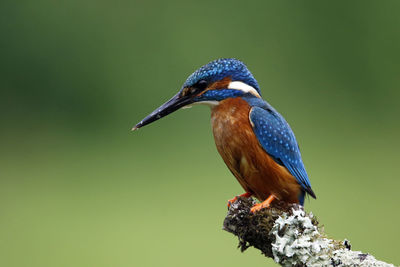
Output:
[{"xmin": 132, "ymin": 92, "xmax": 193, "ymax": 131}]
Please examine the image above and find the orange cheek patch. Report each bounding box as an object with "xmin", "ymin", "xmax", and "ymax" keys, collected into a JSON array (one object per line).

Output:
[
  {"xmin": 196, "ymin": 76, "xmax": 232, "ymax": 97},
  {"xmin": 208, "ymin": 76, "xmax": 232, "ymax": 90}
]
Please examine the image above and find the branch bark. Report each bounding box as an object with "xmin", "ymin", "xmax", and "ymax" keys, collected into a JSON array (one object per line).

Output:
[{"xmin": 223, "ymin": 197, "xmax": 395, "ymax": 267}]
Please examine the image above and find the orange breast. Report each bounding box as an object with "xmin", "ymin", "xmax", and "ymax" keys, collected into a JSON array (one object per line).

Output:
[{"xmin": 211, "ymin": 97, "xmax": 302, "ymax": 203}]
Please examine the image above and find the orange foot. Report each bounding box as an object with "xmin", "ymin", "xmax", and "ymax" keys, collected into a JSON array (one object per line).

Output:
[
  {"xmin": 250, "ymin": 195, "xmax": 276, "ymax": 213},
  {"xmin": 227, "ymin": 192, "xmax": 252, "ymax": 207}
]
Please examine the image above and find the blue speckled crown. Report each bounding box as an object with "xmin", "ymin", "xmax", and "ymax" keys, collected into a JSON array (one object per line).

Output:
[{"xmin": 182, "ymin": 58, "xmax": 260, "ymax": 94}]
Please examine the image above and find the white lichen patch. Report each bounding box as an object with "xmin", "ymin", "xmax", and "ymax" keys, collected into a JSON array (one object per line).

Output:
[
  {"xmin": 269, "ymin": 208, "xmax": 395, "ymax": 267},
  {"xmin": 332, "ymin": 249, "xmax": 395, "ymax": 267},
  {"xmin": 270, "ymin": 208, "xmax": 334, "ymax": 266}
]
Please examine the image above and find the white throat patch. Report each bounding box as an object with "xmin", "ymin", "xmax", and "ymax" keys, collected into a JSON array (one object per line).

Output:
[
  {"xmin": 182, "ymin": 100, "xmax": 219, "ymax": 109},
  {"xmin": 228, "ymin": 81, "xmax": 261, "ymax": 98}
]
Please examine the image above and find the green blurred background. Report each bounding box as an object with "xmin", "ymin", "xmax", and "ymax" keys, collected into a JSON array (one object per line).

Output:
[{"xmin": 1, "ymin": 0, "xmax": 399, "ymax": 266}]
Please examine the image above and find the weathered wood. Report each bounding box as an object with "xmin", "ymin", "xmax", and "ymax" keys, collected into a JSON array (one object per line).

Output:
[{"xmin": 223, "ymin": 197, "xmax": 394, "ymax": 267}]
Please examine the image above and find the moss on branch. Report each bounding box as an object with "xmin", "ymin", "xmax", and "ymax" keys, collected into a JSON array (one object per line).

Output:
[{"xmin": 223, "ymin": 197, "xmax": 394, "ymax": 267}]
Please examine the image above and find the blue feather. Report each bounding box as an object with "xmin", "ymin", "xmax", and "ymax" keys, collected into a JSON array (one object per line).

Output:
[
  {"xmin": 183, "ymin": 58, "xmax": 261, "ymax": 95},
  {"xmin": 245, "ymin": 97, "xmax": 316, "ymax": 200}
]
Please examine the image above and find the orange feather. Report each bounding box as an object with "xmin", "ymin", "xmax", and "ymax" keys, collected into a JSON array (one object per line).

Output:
[{"xmin": 211, "ymin": 97, "xmax": 302, "ymax": 203}]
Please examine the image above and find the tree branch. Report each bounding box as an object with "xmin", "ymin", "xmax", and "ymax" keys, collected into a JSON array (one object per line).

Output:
[{"xmin": 223, "ymin": 197, "xmax": 395, "ymax": 267}]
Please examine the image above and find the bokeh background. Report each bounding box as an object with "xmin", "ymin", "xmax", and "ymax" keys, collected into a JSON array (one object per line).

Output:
[{"xmin": 1, "ymin": 0, "xmax": 399, "ymax": 266}]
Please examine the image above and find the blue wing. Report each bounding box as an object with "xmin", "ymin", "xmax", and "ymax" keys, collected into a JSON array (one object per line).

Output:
[{"xmin": 249, "ymin": 104, "xmax": 315, "ymax": 199}]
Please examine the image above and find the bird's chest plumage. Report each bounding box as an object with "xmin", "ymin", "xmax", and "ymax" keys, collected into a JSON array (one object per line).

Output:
[
  {"xmin": 210, "ymin": 97, "xmax": 301, "ymax": 202},
  {"xmin": 211, "ymin": 98, "xmax": 255, "ymax": 173}
]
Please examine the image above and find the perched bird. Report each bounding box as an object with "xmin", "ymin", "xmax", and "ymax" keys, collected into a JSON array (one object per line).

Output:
[{"xmin": 133, "ymin": 58, "xmax": 316, "ymax": 212}]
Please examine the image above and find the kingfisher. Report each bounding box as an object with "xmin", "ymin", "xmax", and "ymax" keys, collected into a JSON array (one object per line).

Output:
[{"xmin": 133, "ymin": 58, "xmax": 316, "ymax": 212}]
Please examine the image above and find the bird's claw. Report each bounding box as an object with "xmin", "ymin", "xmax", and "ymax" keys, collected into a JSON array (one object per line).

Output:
[
  {"xmin": 227, "ymin": 192, "xmax": 252, "ymax": 207},
  {"xmin": 250, "ymin": 194, "xmax": 276, "ymax": 213},
  {"xmin": 227, "ymin": 196, "xmax": 238, "ymax": 207},
  {"xmin": 250, "ymin": 202, "xmax": 270, "ymax": 213}
]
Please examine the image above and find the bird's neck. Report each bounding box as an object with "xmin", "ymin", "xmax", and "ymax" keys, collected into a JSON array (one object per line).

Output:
[{"xmin": 211, "ymin": 97, "xmax": 252, "ymax": 133}]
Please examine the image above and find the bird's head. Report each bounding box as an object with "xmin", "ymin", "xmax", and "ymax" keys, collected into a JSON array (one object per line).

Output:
[{"xmin": 133, "ymin": 58, "xmax": 261, "ymax": 130}]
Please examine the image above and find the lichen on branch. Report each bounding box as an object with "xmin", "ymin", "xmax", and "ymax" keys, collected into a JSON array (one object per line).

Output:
[{"xmin": 223, "ymin": 197, "xmax": 394, "ymax": 267}]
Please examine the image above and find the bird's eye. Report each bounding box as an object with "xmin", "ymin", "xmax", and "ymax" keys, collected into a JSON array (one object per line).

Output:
[
  {"xmin": 196, "ymin": 80, "xmax": 208, "ymax": 90},
  {"xmin": 181, "ymin": 80, "xmax": 208, "ymax": 97}
]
